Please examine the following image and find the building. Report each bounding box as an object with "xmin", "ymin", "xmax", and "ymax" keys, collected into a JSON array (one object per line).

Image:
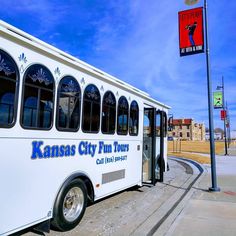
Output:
[{"xmin": 169, "ymin": 118, "xmax": 205, "ymax": 141}]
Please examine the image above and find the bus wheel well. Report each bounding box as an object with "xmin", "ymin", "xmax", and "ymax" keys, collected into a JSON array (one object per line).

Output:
[
  {"xmin": 75, "ymin": 175, "xmax": 94, "ymax": 203},
  {"xmin": 56, "ymin": 174, "xmax": 94, "ymax": 205}
]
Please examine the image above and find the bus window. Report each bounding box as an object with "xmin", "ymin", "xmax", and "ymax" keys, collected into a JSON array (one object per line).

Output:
[
  {"xmin": 56, "ymin": 76, "xmax": 81, "ymax": 131},
  {"xmin": 21, "ymin": 64, "xmax": 54, "ymax": 129},
  {"xmin": 129, "ymin": 100, "xmax": 139, "ymax": 136},
  {"xmin": 0, "ymin": 50, "xmax": 19, "ymax": 127},
  {"xmin": 156, "ymin": 111, "xmax": 167, "ymax": 137},
  {"xmin": 82, "ymin": 84, "xmax": 100, "ymax": 133},
  {"xmin": 117, "ymin": 96, "xmax": 128, "ymax": 135},
  {"xmin": 102, "ymin": 91, "xmax": 116, "ymax": 134}
]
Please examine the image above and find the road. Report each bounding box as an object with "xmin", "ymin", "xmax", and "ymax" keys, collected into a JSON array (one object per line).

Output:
[{"xmin": 22, "ymin": 158, "xmax": 200, "ymax": 236}]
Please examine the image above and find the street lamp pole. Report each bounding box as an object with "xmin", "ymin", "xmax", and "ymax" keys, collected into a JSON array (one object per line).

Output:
[
  {"xmin": 226, "ymin": 102, "xmax": 231, "ymax": 148},
  {"xmin": 217, "ymin": 77, "xmax": 228, "ymax": 154},
  {"xmin": 221, "ymin": 76, "xmax": 228, "ymax": 155},
  {"xmin": 204, "ymin": 0, "xmax": 220, "ymax": 191}
]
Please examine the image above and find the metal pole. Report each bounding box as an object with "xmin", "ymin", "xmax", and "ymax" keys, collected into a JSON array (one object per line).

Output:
[
  {"xmin": 204, "ymin": 0, "xmax": 220, "ymax": 191},
  {"xmin": 227, "ymin": 102, "xmax": 231, "ymax": 147},
  {"xmin": 222, "ymin": 76, "xmax": 228, "ymax": 155}
]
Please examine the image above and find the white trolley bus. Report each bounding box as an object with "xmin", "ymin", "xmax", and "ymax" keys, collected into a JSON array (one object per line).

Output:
[{"xmin": 0, "ymin": 20, "xmax": 170, "ymax": 235}]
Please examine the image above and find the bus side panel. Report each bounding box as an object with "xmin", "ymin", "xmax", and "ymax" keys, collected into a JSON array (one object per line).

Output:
[
  {"xmin": 0, "ymin": 23, "xmax": 168, "ymax": 235},
  {"xmin": 0, "ymin": 138, "xmax": 94, "ymax": 234},
  {"xmin": 0, "ymin": 138, "xmax": 142, "ymax": 234},
  {"xmin": 93, "ymin": 140, "xmax": 143, "ymax": 200}
]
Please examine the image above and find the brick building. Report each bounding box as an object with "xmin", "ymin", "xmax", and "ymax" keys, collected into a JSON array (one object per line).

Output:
[{"xmin": 169, "ymin": 118, "xmax": 205, "ymax": 141}]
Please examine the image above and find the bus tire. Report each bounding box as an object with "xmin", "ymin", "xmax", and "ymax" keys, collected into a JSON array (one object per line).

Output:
[{"xmin": 51, "ymin": 178, "xmax": 87, "ymax": 231}]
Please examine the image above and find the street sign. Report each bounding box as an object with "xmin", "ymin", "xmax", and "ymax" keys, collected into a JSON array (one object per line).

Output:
[
  {"xmin": 185, "ymin": 0, "xmax": 199, "ymax": 6},
  {"xmin": 178, "ymin": 7, "xmax": 204, "ymax": 56},
  {"xmin": 213, "ymin": 91, "xmax": 223, "ymax": 109},
  {"xmin": 221, "ymin": 110, "xmax": 226, "ymax": 120}
]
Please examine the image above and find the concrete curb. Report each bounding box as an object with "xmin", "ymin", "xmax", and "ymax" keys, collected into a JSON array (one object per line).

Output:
[
  {"xmin": 162, "ymin": 155, "xmax": 236, "ymax": 236},
  {"xmin": 131, "ymin": 157, "xmax": 206, "ymax": 236},
  {"xmin": 156, "ymin": 157, "xmax": 207, "ymax": 236}
]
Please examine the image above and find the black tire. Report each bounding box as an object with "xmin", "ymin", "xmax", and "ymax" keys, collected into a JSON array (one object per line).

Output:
[{"xmin": 51, "ymin": 178, "xmax": 87, "ymax": 231}]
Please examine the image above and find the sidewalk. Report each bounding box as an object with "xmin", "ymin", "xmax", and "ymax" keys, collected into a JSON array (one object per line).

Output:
[
  {"xmin": 162, "ymin": 152, "xmax": 236, "ymax": 236},
  {"xmin": 228, "ymin": 143, "xmax": 236, "ymax": 155}
]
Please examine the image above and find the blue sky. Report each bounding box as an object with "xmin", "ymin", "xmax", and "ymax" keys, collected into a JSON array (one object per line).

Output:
[{"xmin": 1, "ymin": 0, "xmax": 235, "ymax": 131}]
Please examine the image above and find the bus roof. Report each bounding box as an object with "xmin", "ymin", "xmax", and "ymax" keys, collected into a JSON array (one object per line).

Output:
[{"xmin": 0, "ymin": 20, "xmax": 170, "ymax": 109}]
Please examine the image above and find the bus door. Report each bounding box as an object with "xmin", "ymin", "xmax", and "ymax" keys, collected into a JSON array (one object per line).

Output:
[
  {"xmin": 142, "ymin": 108, "xmax": 165, "ymax": 184},
  {"xmin": 155, "ymin": 110, "xmax": 166, "ymax": 182}
]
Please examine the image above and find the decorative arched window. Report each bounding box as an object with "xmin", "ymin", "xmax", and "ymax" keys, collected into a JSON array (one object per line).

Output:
[
  {"xmin": 117, "ymin": 96, "xmax": 129, "ymax": 135},
  {"xmin": 82, "ymin": 84, "xmax": 100, "ymax": 133},
  {"xmin": 102, "ymin": 91, "xmax": 116, "ymax": 134},
  {"xmin": 56, "ymin": 76, "xmax": 81, "ymax": 131},
  {"xmin": 0, "ymin": 49, "xmax": 19, "ymax": 127},
  {"xmin": 21, "ymin": 64, "xmax": 54, "ymax": 129},
  {"xmin": 129, "ymin": 100, "xmax": 139, "ymax": 135}
]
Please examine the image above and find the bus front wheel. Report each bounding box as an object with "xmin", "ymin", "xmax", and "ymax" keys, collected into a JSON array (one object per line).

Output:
[{"xmin": 51, "ymin": 178, "xmax": 87, "ymax": 231}]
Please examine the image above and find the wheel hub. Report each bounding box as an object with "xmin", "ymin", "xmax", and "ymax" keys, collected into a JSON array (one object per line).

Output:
[{"xmin": 63, "ymin": 187, "xmax": 84, "ymax": 222}]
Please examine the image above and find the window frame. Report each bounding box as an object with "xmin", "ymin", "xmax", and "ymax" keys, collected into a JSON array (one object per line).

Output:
[
  {"xmin": 101, "ymin": 91, "xmax": 116, "ymax": 135},
  {"xmin": 156, "ymin": 110, "xmax": 161, "ymax": 137},
  {"xmin": 163, "ymin": 111, "xmax": 167, "ymax": 137},
  {"xmin": 56, "ymin": 76, "xmax": 81, "ymax": 132},
  {"xmin": 82, "ymin": 84, "xmax": 101, "ymax": 133},
  {"xmin": 0, "ymin": 49, "xmax": 19, "ymax": 128},
  {"xmin": 117, "ymin": 96, "xmax": 129, "ymax": 135},
  {"xmin": 20, "ymin": 64, "xmax": 55, "ymax": 130},
  {"xmin": 129, "ymin": 100, "xmax": 139, "ymax": 136}
]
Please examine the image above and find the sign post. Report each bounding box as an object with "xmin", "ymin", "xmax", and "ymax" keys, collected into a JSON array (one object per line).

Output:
[
  {"xmin": 204, "ymin": 0, "xmax": 220, "ymax": 191},
  {"xmin": 217, "ymin": 76, "xmax": 228, "ymax": 155},
  {"xmin": 180, "ymin": 0, "xmax": 220, "ymax": 191}
]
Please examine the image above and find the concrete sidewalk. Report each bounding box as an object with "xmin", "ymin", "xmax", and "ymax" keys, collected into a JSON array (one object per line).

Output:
[
  {"xmin": 228, "ymin": 143, "xmax": 236, "ymax": 155},
  {"xmin": 162, "ymin": 153, "xmax": 236, "ymax": 236}
]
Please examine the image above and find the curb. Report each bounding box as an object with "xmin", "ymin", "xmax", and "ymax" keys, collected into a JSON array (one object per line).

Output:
[{"xmin": 143, "ymin": 157, "xmax": 205, "ymax": 236}]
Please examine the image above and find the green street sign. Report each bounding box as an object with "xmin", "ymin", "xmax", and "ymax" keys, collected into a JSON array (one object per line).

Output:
[{"xmin": 213, "ymin": 91, "xmax": 223, "ymax": 109}]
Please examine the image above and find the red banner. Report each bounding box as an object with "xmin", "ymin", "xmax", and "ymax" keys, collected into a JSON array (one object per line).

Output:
[
  {"xmin": 221, "ymin": 110, "xmax": 227, "ymax": 120},
  {"xmin": 178, "ymin": 7, "xmax": 204, "ymax": 56}
]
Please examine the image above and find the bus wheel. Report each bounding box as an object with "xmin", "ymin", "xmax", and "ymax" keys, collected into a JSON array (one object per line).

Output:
[{"xmin": 52, "ymin": 179, "xmax": 87, "ymax": 231}]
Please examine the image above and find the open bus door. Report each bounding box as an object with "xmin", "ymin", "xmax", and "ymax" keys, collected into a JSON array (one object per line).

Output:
[{"xmin": 142, "ymin": 108, "xmax": 166, "ymax": 184}]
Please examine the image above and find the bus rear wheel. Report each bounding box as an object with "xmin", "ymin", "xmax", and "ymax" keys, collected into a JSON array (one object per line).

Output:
[{"xmin": 51, "ymin": 179, "xmax": 87, "ymax": 231}]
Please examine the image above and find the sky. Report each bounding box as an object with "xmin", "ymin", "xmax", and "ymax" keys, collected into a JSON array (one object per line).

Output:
[{"xmin": 1, "ymin": 0, "xmax": 235, "ymax": 131}]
